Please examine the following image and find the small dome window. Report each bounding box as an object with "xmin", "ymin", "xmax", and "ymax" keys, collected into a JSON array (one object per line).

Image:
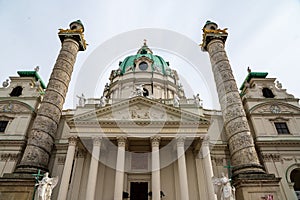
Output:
[
  {"xmin": 139, "ymin": 62, "xmax": 148, "ymax": 71},
  {"xmin": 140, "ymin": 49, "xmax": 147, "ymax": 54},
  {"xmin": 10, "ymin": 86, "xmax": 23, "ymax": 97},
  {"xmin": 262, "ymin": 88, "xmax": 274, "ymax": 98}
]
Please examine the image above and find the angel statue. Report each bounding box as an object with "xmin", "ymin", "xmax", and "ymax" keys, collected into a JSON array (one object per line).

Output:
[
  {"xmin": 212, "ymin": 173, "xmax": 235, "ymax": 200},
  {"xmin": 193, "ymin": 93, "xmax": 202, "ymax": 107},
  {"xmin": 135, "ymin": 84, "xmax": 145, "ymax": 96},
  {"xmin": 173, "ymin": 94, "xmax": 180, "ymax": 107},
  {"xmin": 36, "ymin": 172, "xmax": 59, "ymax": 200},
  {"xmin": 99, "ymin": 96, "xmax": 107, "ymax": 107},
  {"xmin": 76, "ymin": 93, "xmax": 86, "ymax": 107}
]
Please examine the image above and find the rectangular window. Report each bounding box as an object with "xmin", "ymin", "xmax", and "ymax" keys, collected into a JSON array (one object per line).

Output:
[
  {"xmin": 274, "ymin": 122, "xmax": 290, "ymax": 134},
  {"xmin": 0, "ymin": 121, "xmax": 9, "ymax": 132}
]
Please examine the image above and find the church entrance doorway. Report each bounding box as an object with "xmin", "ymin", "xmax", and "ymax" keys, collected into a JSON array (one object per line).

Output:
[{"xmin": 130, "ymin": 182, "xmax": 148, "ymax": 200}]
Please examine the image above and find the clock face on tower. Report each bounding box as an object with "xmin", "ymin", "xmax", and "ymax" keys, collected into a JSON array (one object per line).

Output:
[{"xmin": 139, "ymin": 62, "xmax": 148, "ymax": 71}]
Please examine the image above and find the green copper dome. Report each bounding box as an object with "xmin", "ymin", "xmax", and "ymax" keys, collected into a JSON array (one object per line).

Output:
[{"xmin": 119, "ymin": 43, "xmax": 170, "ymax": 75}]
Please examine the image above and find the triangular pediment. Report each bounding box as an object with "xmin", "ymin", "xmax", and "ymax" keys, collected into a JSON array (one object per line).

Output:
[{"xmin": 69, "ymin": 96, "xmax": 209, "ymax": 124}]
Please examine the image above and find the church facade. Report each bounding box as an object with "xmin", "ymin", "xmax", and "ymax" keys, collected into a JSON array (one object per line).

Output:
[{"xmin": 0, "ymin": 21, "xmax": 300, "ymax": 200}]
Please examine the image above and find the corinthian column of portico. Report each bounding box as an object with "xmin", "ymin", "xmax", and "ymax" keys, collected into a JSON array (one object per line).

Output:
[
  {"xmin": 151, "ymin": 136, "xmax": 161, "ymax": 200},
  {"xmin": 200, "ymin": 136, "xmax": 217, "ymax": 200},
  {"xmin": 201, "ymin": 21, "xmax": 264, "ymax": 176},
  {"xmin": 86, "ymin": 137, "xmax": 102, "ymax": 200},
  {"xmin": 176, "ymin": 137, "xmax": 189, "ymax": 200},
  {"xmin": 16, "ymin": 20, "xmax": 87, "ymax": 173},
  {"xmin": 114, "ymin": 136, "xmax": 126, "ymax": 200},
  {"xmin": 57, "ymin": 136, "xmax": 78, "ymax": 200}
]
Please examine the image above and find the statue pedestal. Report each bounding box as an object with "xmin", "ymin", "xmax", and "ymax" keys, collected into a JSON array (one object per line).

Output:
[
  {"xmin": 233, "ymin": 174, "xmax": 282, "ymax": 200},
  {"xmin": 0, "ymin": 173, "xmax": 35, "ymax": 200}
]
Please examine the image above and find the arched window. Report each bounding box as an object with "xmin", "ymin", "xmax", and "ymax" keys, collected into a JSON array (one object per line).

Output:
[
  {"xmin": 10, "ymin": 86, "xmax": 23, "ymax": 97},
  {"xmin": 143, "ymin": 88, "xmax": 149, "ymax": 97},
  {"xmin": 0, "ymin": 121, "xmax": 8, "ymax": 132},
  {"xmin": 290, "ymin": 168, "xmax": 300, "ymax": 199},
  {"xmin": 262, "ymin": 87, "xmax": 274, "ymax": 98}
]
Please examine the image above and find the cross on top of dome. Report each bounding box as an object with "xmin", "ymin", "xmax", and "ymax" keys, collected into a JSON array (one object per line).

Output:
[{"xmin": 137, "ymin": 39, "xmax": 153, "ymax": 54}]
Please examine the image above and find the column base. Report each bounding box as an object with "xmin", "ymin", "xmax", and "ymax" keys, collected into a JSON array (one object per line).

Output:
[
  {"xmin": 233, "ymin": 173, "xmax": 282, "ymax": 200},
  {"xmin": 0, "ymin": 173, "xmax": 36, "ymax": 200},
  {"xmin": 15, "ymin": 166, "xmax": 47, "ymax": 174},
  {"xmin": 232, "ymin": 163, "xmax": 266, "ymax": 177}
]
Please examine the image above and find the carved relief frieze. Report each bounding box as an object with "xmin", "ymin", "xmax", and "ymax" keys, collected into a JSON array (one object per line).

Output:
[
  {"xmin": 32, "ymin": 115, "xmax": 58, "ymax": 137},
  {"xmin": 207, "ymin": 40, "xmax": 224, "ymax": 54},
  {"xmin": 130, "ymin": 105, "xmax": 150, "ymax": 119},
  {"xmin": 251, "ymin": 103, "xmax": 300, "ymax": 114},
  {"xmin": 53, "ymin": 59, "xmax": 73, "ymax": 76},
  {"xmin": 220, "ymin": 92, "xmax": 241, "ymax": 107},
  {"xmin": 37, "ymin": 103, "xmax": 61, "ymax": 124},
  {"xmin": 214, "ymin": 73, "xmax": 235, "ymax": 90},
  {"xmin": 0, "ymin": 102, "xmax": 32, "ymax": 113},
  {"xmin": 228, "ymin": 133, "xmax": 253, "ymax": 154},
  {"xmin": 28, "ymin": 132, "xmax": 52, "ymax": 153},
  {"xmin": 272, "ymin": 154, "xmax": 281, "ymax": 162},
  {"xmin": 223, "ymin": 105, "xmax": 246, "ymax": 124},
  {"xmin": 226, "ymin": 117, "xmax": 249, "ymax": 138},
  {"xmin": 261, "ymin": 153, "xmax": 281, "ymax": 162},
  {"xmin": 213, "ymin": 62, "xmax": 231, "ymax": 73},
  {"xmin": 217, "ymin": 83, "xmax": 238, "ymax": 99},
  {"xmin": 0, "ymin": 153, "xmax": 20, "ymax": 161},
  {"xmin": 211, "ymin": 51, "xmax": 229, "ymax": 65},
  {"xmin": 231, "ymin": 148, "xmax": 259, "ymax": 166},
  {"xmin": 42, "ymin": 91, "xmax": 64, "ymax": 111}
]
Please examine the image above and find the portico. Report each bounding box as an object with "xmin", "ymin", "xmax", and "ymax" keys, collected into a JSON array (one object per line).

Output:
[{"xmin": 59, "ymin": 134, "xmax": 214, "ymax": 200}]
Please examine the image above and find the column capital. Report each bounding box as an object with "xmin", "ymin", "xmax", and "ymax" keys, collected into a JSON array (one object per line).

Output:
[
  {"xmin": 117, "ymin": 136, "xmax": 127, "ymax": 147},
  {"xmin": 58, "ymin": 20, "xmax": 87, "ymax": 51},
  {"xmin": 200, "ymin": 20, "xmax": 228, "ymax": 51},
  {"xmin": 202, "ymin": 135, "xmax": 210, "ymax": 146},
  {"xmin": 176, "ymin": 136, "xmax": 186, "ymax": 147},
  {"xmin": 150, "ymin": 136, "xmax": 161, "ymax": 147},
  {"xmin": 92, "ymin": 136, "xmax": 102, "ymax": 146},
  {"xmin": 68, "ymin": 136, "xmax": 78, "ymax": 146}
]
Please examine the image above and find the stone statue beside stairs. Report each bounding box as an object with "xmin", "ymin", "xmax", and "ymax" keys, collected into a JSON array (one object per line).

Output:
[
  {"xmin": 36, "ymin": 172, "xmax": 58, "ymax": 200},
  {"xmin": 212, "ymin": 172, "xmax": 235, "ymax": 200}
]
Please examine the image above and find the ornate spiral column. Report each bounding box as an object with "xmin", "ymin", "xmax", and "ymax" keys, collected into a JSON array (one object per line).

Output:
[
  {"xmin": 201, "ymin": 21, "xmax": 264, "ymax": 176},
  {"xmin": 151, "ymin": 136, "xmax": 161, "ymax": 200},
  {"xmin": 114, "ymin": 136, "xmax": 126, "ymax": 200},
  {"xmin": 57, "ymin": 136, "xmax": 77, "ymax": 200},
  {"xmin": 16, "ymin": 20, "xmax": 87, "ymax": 173},
  {"xmin": 86, "ymin": 137, "xmax": 102, "ymax": 200},
  {"xmin": 176, "ymin": 136, "xmax": 189, "ymax": 200}
]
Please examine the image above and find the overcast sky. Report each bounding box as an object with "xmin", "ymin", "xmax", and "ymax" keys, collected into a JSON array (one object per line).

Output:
[{"xmin": 1, "ymin": 0, "xmax": 300, "ymax": 109}]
